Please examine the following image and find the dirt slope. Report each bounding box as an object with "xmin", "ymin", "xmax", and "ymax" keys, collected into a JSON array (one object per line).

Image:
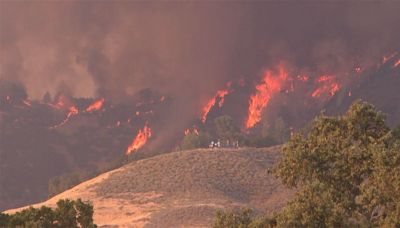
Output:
[{"xmin": 5, "ymin": 146, "xmax": 294, "ymax": 228}]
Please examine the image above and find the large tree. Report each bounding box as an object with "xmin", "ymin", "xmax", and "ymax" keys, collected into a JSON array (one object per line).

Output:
[
  {"xmin": 273, "ymin": 101, "xmax": 399, "ymax": 227},
  {"xmin": 0, "ymin": 199, "xmax": 96, "ymax": 228},
  {"xmin": 214, "ymin": 115, "xmax": 241, "ymax": 141}
]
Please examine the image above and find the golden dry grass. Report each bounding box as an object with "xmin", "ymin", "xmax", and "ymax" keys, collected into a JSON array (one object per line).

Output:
[{"xmin": 5, "ymin": 146, "xmax": 294, "ymax": 227}]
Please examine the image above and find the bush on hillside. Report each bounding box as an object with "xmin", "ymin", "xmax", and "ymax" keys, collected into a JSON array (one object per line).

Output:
[
  {"xmin": 214, "ymin": 101, "xmax": 400, "ymax": 227},
  {"xmin": 214, "ymin": 115, "xmax": 242, "ymax": 141},
  {"xmin": 0, "ymin": 199, "xmax": 96, "ymax": 228},
  {"xmin": 180, "ymin": 131, "xmax": 211, "ymax": 150},
  {"xmin": 213, "ymin": 209, "xmax": 276, "ymax": 228},
  {"xmin": 273, "ymin": 101, "xmax": 399, "ymax": 227}
]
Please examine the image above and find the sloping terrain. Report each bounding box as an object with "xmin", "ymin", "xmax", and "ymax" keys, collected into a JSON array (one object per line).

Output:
[{"xmin": 5, "ymin": 146, "xmax": 294, "ymax": 227}]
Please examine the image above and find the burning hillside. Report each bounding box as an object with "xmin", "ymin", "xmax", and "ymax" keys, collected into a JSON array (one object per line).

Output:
[{"xmin": 1, "ymin": 1, "xmax": 400, "ymax": 212}]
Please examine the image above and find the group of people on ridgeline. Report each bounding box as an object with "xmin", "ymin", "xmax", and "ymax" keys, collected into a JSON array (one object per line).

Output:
[{"xmin": 209, "ymin": 139, "xmax": 239, "ymax": 149}]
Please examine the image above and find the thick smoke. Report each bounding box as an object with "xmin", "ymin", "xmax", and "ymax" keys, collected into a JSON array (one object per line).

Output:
[{"xmin": 1, "ymin": 2, "xmax": 400, "ymax": 144}]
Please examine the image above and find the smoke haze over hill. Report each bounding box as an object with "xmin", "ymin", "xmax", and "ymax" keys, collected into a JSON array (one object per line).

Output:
[{"xmin": 1, "ymin": 1, "xmax": 399, "ymax": 211}]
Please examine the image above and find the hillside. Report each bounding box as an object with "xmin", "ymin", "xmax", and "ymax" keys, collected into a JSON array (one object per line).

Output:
[{"xmin": 5, "ymin": 146, "xmax": 294, "ymax": 227}]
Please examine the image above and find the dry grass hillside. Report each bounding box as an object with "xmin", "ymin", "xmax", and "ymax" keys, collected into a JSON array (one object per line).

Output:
[{"xmin": 5, "ymin": 146, "xmax": 294, "ymax": 227}]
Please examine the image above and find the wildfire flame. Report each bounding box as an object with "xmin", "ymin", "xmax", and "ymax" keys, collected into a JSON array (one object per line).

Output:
[
  {"xmin": 245, "ymin": 65, "xmax": 288, "ymax": 129},
  {"xmin": 86, "ymin": 98, "xmax": 105, "ymax": 113},
  {"xmin": 126, "ymin": 123, "xmax": 152, "ymax": 154},
  {"xmin": 201, "ymin": 83, "xmax": 232, "ymax": 123},
  {"xmin": 382, "ymin": 53, "xmax": 397, "ymax": 64},
  {"xmin": 311, "ymin": 75, "xmax": 341, "ymax": 98},
  {"xmin": 50, "ymin": 105, "xmax": 79, "ymax": 129},
  {"xmin": 50, "ymin": 95, "xmax": 69, "ymax": 109},
  {"xmin": 297, "ymin": 75, "xmax": 310, "ymax": 82},
  {"xmin": 67, "ymin": 106, "xmax": 79, "ymax": 117},
  {"xmin": 22, "ymin": 100, "xmax": 32, "ymax": 107},
  {"xmin": 355, "ymin": 67, "xmax": 362, "ymax": 74},
  {"xmin": 394, "ymin": 59, "xmax": 400, "ymax": 68},
  {"xmin": 184, "ymin": 126, "xmax": 199, "ymax": 136}
]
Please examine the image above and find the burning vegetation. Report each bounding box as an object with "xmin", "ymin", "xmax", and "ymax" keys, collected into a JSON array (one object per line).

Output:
[
  {"xmin": 1, "ymin": 2, "xmax": 400, "ymax": 212},
  {"xmin": 245, "ymin": 65, "xmax": 288, "ymax": 129},
  {"xmin": 126, "ymin": 123, "xmax": 152, "ymax": 154},
  {"xmin": 201, "ymin": 83, "xmax": 232, "ymax": 123},
  {"xmin": 85, "ymin": 98, "xmax": 105, "ymax": 113},
  {"xmin": 310, "ymin": 75, "xmax": 341, "ymax": 99}
]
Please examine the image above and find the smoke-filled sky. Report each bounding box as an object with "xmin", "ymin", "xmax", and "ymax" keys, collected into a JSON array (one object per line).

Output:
[{"xmin": 1, "ymin": 2, "xmax": 400, "ymax": 112}]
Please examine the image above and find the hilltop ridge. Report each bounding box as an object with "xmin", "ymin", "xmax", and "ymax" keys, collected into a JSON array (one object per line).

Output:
[{"xmin": 5, "ymin": 146, "xmax": 293, "ymax": 227}]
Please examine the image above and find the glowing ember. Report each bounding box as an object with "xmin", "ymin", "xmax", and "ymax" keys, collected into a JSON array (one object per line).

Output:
[
  {"xmin": 245, "ymin": 65, "xmax": 288, "ymax": 129},
  {"xmin": 316, "ymin": 75, "xmax": 334, "ymax": 83},
  {"xmin": 23, "ymin": 100, "xmax": 32, "ymax": 107},
  {"xmin": 394, "ymin": 59, "xmax": 400, "ymax": 68},
  {"xmin": 382, "ymin": 53, "xmax": 397, "ymax": 64},
  {"xmin": 297, "ymin": 75, "xmax": 309, "ymax": 82},
  {"xmin": 355, "ymin": 67, "xmax": 362, "ymax": 74},
  {"xmin": 86, "ymin": 98, "xmax": 105, "ymax": 112},
  {"xmin": 51, "ymin": 95, "xmax": 68, "ymax": 109},
  {"xmin": 184, "ymin": 126, "xmax": 199, "ymax": 136},
  {"xmin": 126, "ymin": 123, "xmax": 152, "ymax": 154},
  {"xmin": 311, "ymin": 75, "xmax": 341, "ymax": 98},
  {"xmin": 67, "ymin": 106, "xmax": 79, "ymax": 117},
  {"xmin": 201, "ymin": 87, "xmax": 230, "ymax": 123},
  {"xmin": 50, "ymin": 105, "xmax": 79, "ymax": 129}
]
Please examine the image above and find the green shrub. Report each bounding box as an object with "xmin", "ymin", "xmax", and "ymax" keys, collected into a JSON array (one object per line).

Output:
[
  {"xmin": 273, "ymin": 101, "xmax": 399, "ymax": 227},
  {"xmin": 0, "ymin": 199, "xmax": 96, "ymax": 228},
  {"xmin": 214, "ymin": 101, "xmax": 400, "ymax": 227},
  {"xmin": 213, "ymin": 209, "xmax": 276, "ymax": 228}
]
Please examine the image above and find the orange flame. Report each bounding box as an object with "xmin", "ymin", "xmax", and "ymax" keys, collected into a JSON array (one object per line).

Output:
[
  {"xmin": 297, "ymin": 75, "xmax": 309, "ymax": 82},
  {"xmin": 394, "ymin": 59, "xmax": 400, "ymax": 68},
  {"xmin": 50, "ymin": 105, "xmax": 79, "ymax": 129},
  {"xmin": 311, "ymin": 75, "xmax": 341, "ymax": 98},
  {"xmin": 23, "ymin": 100, "xmax": 32, "ymax": 107},
  {"xmin": 126, "ymin": 124, "xmax": 152, "ymax": 154},
  {"xmin": 51, "ymin": 95, "xmax": 68, "ymax": 109},
  {"xmin": 184, "ymin": 126, "xmax": 199, "ymax": 136},
  {"xmin": 245, "ymin": 65, "xmax": 288, "ymax": 129},
  {"xmin": 201, "ymin": 88, "xmax": 230, "ymax": 123},
  {"xmin": 184, "ymin": 129, "xmax": 190, "ymax": 135},
  {"xmin": 86, "ymin": 98, "xmax": 105, "ymax": 112},
  {"xmin": 382, "ymin": 53, "xmax": 397, "ymax": 64},
  {"xmin": 67, "ymin": 106, "xmax": 79, "ymax": 117}
]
